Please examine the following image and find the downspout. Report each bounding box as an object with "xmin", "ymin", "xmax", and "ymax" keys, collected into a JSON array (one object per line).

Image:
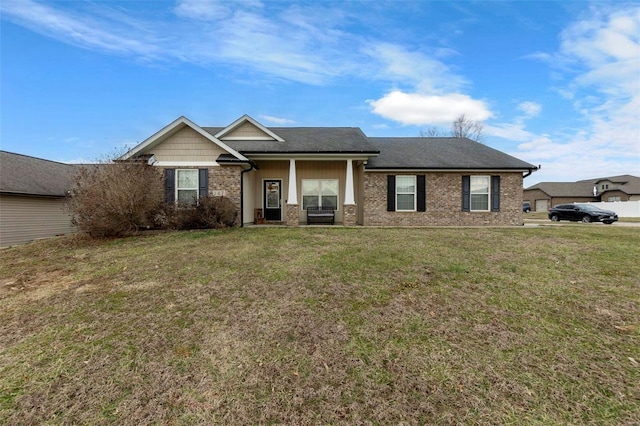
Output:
[
  {"xmin": 523, "ymin": 165, "xmax": 539, "ymax": 179},
  {"xmin": 240, "ymin": 161, "xmax": 258, "ymax": 228}
]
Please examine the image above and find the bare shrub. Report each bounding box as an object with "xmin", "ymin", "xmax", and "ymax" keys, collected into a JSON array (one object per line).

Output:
[
  {"xmin": 196, "ymin": 196, "xmax": 238, "ymax": 228},
  {"xmin": 66, "ymin": 161, "xmax": 165, "ymax": 237},
  {"xmin": 162, "ymin": 196, "xmax": 238, "ymax": 230}
]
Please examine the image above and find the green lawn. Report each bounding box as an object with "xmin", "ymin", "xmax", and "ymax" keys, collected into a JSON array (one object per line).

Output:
[{"xmin": 1, "ymin": 227, "xmax": 638, "ymax": 425}]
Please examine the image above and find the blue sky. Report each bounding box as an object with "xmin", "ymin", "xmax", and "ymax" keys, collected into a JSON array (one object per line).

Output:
[{"xmin": 1, "ymin": 0, "xmax": 638, "ymax": 185}]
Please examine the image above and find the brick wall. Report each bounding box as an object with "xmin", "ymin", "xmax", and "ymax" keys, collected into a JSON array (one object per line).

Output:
[
  {"xmin": 363, "ymin": 172, "xmax": 524, "ymax": 226},
  {"xmin": 208, "ymin": 166, "xmax": 242, "ymax": 212},
  {"xmin": 343, "ymin": 204, "xmax": 356, "ymax": 226},
  {"xmin": 286, "ymin": 204, "xmax": 300, "ymax": 226}
]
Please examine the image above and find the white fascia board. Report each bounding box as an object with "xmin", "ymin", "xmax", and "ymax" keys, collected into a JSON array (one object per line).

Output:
[
  {"xmin": 153, "ymin": 161, "xmax": 220, "ymax": 167},
  {"xmin": 119, "ymin": 116, "xmax": 249, "ymax": 163},
  {"xmin": 247, "ymin": 153, "xmax": 373, "ymax": 161},
  {"xmin": 364, "ymin": 168, "xmax": 532, "ymax": 173},
  {"xmin": 215, "ymin": 114, "xmax": 285, "ymax": 142}
]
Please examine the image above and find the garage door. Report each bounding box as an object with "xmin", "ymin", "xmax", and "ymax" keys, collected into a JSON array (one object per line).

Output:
[{"xmin": 535, "ymin": 199, "xmax": 548, "ymax": 212}]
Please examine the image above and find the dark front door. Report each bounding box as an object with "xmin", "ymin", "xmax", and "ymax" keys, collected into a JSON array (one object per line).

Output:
[{"xmin": 264, "ymin": 180, "xmax": 282, "ymax": 221}]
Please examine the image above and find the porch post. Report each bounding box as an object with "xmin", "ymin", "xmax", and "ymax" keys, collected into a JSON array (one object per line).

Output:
[
  {"xmin": 287, "ymin": 159, "xmax": 298, "ymax": 205},
  {"xmin": 344, "ymin": 159, "xmax": 355, "ymax": 205},
  {"xmin": 343, "ymin": 159, "xmax": 357, "ymax": 226},
  {"xmin": 286, "ymin": 159, "xmax": 299, "ymax": 226}
]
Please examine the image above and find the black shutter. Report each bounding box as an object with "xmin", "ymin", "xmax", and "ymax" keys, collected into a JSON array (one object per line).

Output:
[
  {"xmin": 165, "ymin": 169, "xmax": 175, "ymax": 204},
  {"xmin": 198, "ymin": 168, "xmax": 209, "ymax": 198},
  {"xmin": 417, "ymin": 175, "xmax": 426, "ymax": 212},
  {"xmin": 491, "ymin": 175, "xmax": 501, "ymax": 212},
  {"xmin": 387, "ymin": 175, "xmax": 396, "ymax": 212},
  {"xmin": 462, "ymin": 175, "xmax": 470, "ymax": 212}
]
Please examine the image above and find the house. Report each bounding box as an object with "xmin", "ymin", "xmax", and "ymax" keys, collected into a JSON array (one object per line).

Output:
[
  {"xmin": 523, "ymin": 175, "xmax": 640, "ymax": 212},
  {"xmin": 0, "ymin": 151, "xmax": 76, "ymax": 247},
  {"xmin": 120, "ymin": 115, "xmax": 537, "ymax": 226}
]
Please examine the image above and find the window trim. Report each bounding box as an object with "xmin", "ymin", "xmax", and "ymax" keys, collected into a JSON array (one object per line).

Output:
[
  {"xmin": 176, "ymin": 169, "xmax": 199, "ymax": 205},
  {"xmin": 395, "ymin": 175, "xmax": 417, "ymax": 212},
  {"xmin": 470, "ymin": 175, "xmax": 490, "ymax": 212},
  {"xmin": 301, "ymin": 179, "xmax": 340, "ymax": 211}
]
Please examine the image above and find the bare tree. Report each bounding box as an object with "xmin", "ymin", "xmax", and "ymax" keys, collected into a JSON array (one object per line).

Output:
[
  {"xmin": 419, "ymin": 126, "xmax": 443, "ymax": 137},
  {"xmin": 450, "ymin": 114, "xmax": 484, "ymax": 142}
]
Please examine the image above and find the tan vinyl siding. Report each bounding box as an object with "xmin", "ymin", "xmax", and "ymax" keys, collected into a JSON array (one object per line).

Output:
[
  {"xmin": 0, "ymin": 195, "xmax": 74, "ymax": 247},
  {"xmin": 292, "ymin": 161, "xmax": 346, "ymax": 224},
  {"xmin": 223, "ymin": 122, "xmax": 272, "ymax": 139},
  {"xmin": 151, "ymin": 126, "xmax": 227, "ymax": 162}
]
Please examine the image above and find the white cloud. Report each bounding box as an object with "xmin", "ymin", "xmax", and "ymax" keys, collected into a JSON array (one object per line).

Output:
[
  {"xmin": 368, "ymin": 91, "xmax": 492, "ymax": 126},
  {"xmin": 485, "ymin": 122, "xmax": 535, "ymax": 142},
  {"xmin": 517, "ymin": 101, "xmax": 541, "ymax": 118},
  {"xmin": 515, "ymin": 5, "xmax": 640, "ymax": 184},
  {"xmin": 174, "ymin": 0, "xmax": 231, "ymax": 21},
  {"xmin": 0, "ymin": 0, "xmax": 162, "ymax": 58},
  {"xmin": 364, "ymin": 43, "xmax": 466, "ymax": 93},
  {"xmin": 1, "ymin": 0, "xmax": 356, "ymax": 84},
  {"xmin": 259, "ymin": 115, "xmax": 296, "ymax": 125}
]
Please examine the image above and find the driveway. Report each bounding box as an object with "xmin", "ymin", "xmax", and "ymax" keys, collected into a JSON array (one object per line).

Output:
[{"xmin": 524, "ymin": 219, "xmax": 640, "ymax": 227}]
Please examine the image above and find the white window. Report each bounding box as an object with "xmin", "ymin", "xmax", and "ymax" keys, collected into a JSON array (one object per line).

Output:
[
  {"xmin": 608, "ymin": 196, "xmax": 620, "ymax": 202},
  {"xmin": 302, "ymin": 179, "xmax": 339, "ymax": 210},
  {"xmin": 396, "ymin": 176, "xmax": 416, "ymax": 211},
  {"xmin": 177, "ymin": 169, "xmax": 198, "ymax": 205},
  {"xmin": 470, "ymin": 176, "xmax": 490, "ymax": 211}
]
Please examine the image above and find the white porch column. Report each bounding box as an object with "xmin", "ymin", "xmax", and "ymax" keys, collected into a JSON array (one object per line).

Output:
[
  {"xmin": 344, "ymin": 159, "xmax": 355, "ymax": 205},
  {"xmin": 287, "ymin": 159, "xmax": 298, "ymax": 205}
]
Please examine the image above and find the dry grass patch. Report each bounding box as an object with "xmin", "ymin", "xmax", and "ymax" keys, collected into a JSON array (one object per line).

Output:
[{"xmin": 1, "ymin": 227, "xmax": 639, "ymax": 425}]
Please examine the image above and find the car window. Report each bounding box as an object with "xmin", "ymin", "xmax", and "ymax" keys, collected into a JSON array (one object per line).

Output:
[{"xmin": 577, "ymin": 204, "xmax": 598, "ymax": 212}]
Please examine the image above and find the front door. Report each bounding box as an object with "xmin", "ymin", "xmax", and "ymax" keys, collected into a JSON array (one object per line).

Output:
[{"xmin": 264, "ymin": 180, "xmax": 282, "ymax": 221}]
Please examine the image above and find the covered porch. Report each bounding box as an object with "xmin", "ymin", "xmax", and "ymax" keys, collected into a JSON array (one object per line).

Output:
[{"xmin": 241, "ymin": 156, "xmax": 367, "ymax": 226}]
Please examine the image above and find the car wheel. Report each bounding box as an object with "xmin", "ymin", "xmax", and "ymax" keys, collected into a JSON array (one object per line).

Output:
[
  {"xmin": 581, "ymin": 215, "xmax": 591, "ymax": 223},
  {"xmin": 550, "ymin": 214, "xmax": 559, "ymax": 222}
]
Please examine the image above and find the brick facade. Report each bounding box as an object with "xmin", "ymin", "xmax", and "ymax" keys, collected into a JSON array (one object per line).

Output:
[
  {"xmin": 363, "ymin": 172, "xmax": 524, "ymax": 226},
  {"xmin": 343, "ymin": 204, "xmax": 356, "ymax": 226},
  {"xmin": 208, "ymin": 166, "xmax": 242, "ymax": 212},
  {"xmin": 286, "ymin": 204, "xmax": 300, "ymax": 226}
]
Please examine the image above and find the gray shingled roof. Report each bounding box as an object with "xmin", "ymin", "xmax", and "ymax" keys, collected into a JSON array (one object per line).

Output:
[
  {"xmin": 204, "ymin": 127, "xmax": 378, "ymax": 153},
  {"xmin": 365, "ymin": 137, "xmax": 536, "ymax": 170},
  {"xmin": 526, "ymin": 175, "xmax": 640, "ymax": 196},
  {"xmin": 0, "ymin": 151, "xmax": 76, "ymax": 197}
]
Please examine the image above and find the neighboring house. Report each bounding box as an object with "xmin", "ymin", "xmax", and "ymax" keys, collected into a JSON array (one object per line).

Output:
[
  {"xmin": 524, "ymin": 175, "xmax": 640, "ymax": 212},
  {"xmin": 120, "ymin": 115, "xmax": 537, "ymax": 226},
  {"xmin": 0, "ymin": 151, "xmax": 76, "ymax": 247}
]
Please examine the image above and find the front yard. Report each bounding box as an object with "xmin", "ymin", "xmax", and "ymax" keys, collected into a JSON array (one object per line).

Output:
[{"xmin": 1, "ymin": 227, "xmax": 638, "ymax": 424}]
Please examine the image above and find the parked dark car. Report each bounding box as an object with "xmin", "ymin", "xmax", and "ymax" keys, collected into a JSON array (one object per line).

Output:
[
  {"xmin": 522, "ymin": 202, "xmax": 531, "ymax": 213},
  {"xmin": 548, "ymin": 203, "xmax": 618, "ymax": 224}
]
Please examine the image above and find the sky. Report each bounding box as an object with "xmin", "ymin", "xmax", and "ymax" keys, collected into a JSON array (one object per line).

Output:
[{"xmin": 1, "ymin": 0, "xmax": 639, "ymax": 186}]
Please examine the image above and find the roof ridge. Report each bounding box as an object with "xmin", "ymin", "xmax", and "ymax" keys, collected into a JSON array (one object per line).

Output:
[{"xmin": 0, "ymin": 150, "xmax": 75, "ymax": 167}]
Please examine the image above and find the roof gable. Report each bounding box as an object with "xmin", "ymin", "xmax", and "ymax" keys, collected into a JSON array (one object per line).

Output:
[
  {"xmin": 119, "ymin": 116, "xmax": 248, "ymax": 162},
  {"xmin": 214, "ymin": 115, "xmax": 285, "ymax": 142}
]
